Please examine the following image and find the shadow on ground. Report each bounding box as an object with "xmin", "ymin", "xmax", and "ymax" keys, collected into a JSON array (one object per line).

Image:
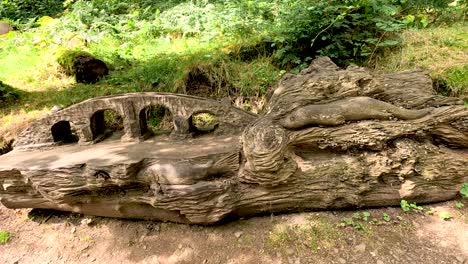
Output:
[{"xmin": 1, "ymin": 199, "xmax": 466, "ymax": 264}]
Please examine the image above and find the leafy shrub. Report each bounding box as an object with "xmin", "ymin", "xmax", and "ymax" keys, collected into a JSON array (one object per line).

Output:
[
  {"xmin": 50, "ymin": 0, "xmax": 466, "ymax": 69},
  {"xmin": 0, "ymin": 0, "xmax": 64, "ymax": 22},
  {"xmin": 398, "ymin": 0, "xmax": 452, "ymax": 13},
  {"xmin": 266, "ymin": 0, "xmax": 413, "ymax": 67}
]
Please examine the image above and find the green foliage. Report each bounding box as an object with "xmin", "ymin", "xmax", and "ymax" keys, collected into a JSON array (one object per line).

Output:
[
  {"xmin": 377, "ymin": 22, "xmax": 467, "ymax": 98},
  {"xmin": 271, "ymin": 0, "xmax": 406, "ymax": 66},
  {"xmin": 0, "ymin": 81, "xmax": 20, "ymax": 103},
  {"xmin": 0, "ymin": 230, "xmax": 10, "ymax": 244},
  {"xmin": 48, "ymin": 0, "xmax": 465, "ymax": 69},
  {"xmin": 382, "ymin": 213, "xmax": 391, "ymax": 222},
  {"xmin": 438, "ymin": 211, "xmax": 452, "ymax": 220},
  {"xmin": 340, "ymin": 211, "xmax": 374, "ymax": 231},
  {"xmin": 192, "ymin": 112, "xmax": 217, "ymax": 131},
  {"xmin": 103, "ymin": 110, "xmax": 123, "ymax": 131},
  {"xmin": 397, "ymin": 0, "xmax": 452, "ymax": 13},
  {"xmin": 400, "ymin": 200, "xmax": 423, "ymax": 212},
  {"xmin": 340, "ymin": 217, "xmax": 366, "ymax": 231},
  {"xmin": 461, "ymin": 183, "xmax": 468, "ymax": 198},
  {"xmin": 56, "ymin": 50, "xmax": 94, "ymax": 75},
  {"xmin": 440, "ymin": 65, "xmax": 468, "ymax": 97},
  {"xmin": 0, "ymin": 0, "xmax": 64, "ymax": 23},
  {"xmin": 454, "ymin": 201, "xmax": 464, "ymax": 209},
  {"xmin": 143, "ymin": 106, "xmax": 173, "ymax": 133},
  {"xmin": 352, "ymin": 211, "xmax": 371, "ymax": 221}
]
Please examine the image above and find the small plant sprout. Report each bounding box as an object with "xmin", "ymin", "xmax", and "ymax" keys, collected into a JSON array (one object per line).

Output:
[
  {"xmin": 460, "ymin": 183, "xmax": 468, "ymax": 198},
  {"xmin": 0, "ymin": 231, "xmax": 10, "ymax": 244},
  {"xmin": 340, "ymin": 217, "xmax": 366, "ymax": 231},
  {"xmin": 400, "ymin": 200, "xmax": 423, "ymax": 212},
  {"xmin": 425, "ymin": 208, "xmax": 435, "ymax": 215},
  {"xmin": 362, "ymin": 212, "xmax": 371, "ymax": 221},
  {"xmin": 351, "ymin": 212, "xmax": 371, "ymax": 221},
  {"xmin": 438, "ymin": 212, "xmax": 452, "ymax": 221},
  {"xmin": 382, "ymin": 213, "xmax": 391, "ymax": 222},
  {"xmin": 340, "ymin": 217, "xmax": 355, "ymax": 227},
  {"xmin": 400, "ymin": 200, "xmax": 410, "ymax": 212},
  {"xmin": 454, "ymin": 201, "xmax": 464, "ymax": 209}
]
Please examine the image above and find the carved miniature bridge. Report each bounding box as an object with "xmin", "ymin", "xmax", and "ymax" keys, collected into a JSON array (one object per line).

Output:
[
  {"xmin": 13, "ymin": 92, "xmax": 257, "ymax": 149},
  {"xmin": 1, "ymin": 57, "xmax": 467, "ymax": 224}
]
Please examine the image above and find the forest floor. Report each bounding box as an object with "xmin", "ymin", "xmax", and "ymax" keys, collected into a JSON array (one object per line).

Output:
[{"xmin": 0, "ymin": 200, "xmax": 466, "ymax": 264}]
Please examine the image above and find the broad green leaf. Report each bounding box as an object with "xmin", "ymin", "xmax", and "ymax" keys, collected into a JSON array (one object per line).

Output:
[
  {"xmin": 403, "ymin": 15, "xmax": 415, "ymax": 24},
  {"xmin": 377, "ymin": 40, "xmax": 399, "ymax": 47}
]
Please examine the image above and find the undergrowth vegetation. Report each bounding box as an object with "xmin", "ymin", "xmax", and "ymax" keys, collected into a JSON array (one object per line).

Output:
[{"xmin": 0, "ymin": 0, "xmax": 466, "ymax": 140}]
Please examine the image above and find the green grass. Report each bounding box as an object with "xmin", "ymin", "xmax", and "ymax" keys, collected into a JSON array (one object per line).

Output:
[
  {"xmin": 439, "ymin": 65, "xmax": 468, "ymax": 97},
  {"xmin": 0, "ymin": 231, "xmax": 10, "ymax": 244},
  {"xmin": 375, "ymin": 22, "xmax": 468, "ymax": 98}
]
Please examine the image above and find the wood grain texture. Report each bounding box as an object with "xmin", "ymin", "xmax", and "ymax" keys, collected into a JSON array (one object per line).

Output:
[{"xmin": 1, "ymin": 57, "xmax": 466, "ymax": 224}]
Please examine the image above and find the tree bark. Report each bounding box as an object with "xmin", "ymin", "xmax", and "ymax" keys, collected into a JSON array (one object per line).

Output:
[{"xmin": 0, "ymin": 57, "xmax": 466, "ymax": 224}]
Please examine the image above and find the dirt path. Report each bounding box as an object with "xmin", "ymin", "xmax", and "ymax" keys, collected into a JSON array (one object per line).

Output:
[{"xmin": 0, "ymin": 200, "xmax": 466, "ymax": 264}]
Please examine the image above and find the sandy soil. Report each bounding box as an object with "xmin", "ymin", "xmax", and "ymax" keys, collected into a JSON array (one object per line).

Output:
[{"xmin": 0, "ymin": 200, "xmax": 466, "ymax": 264}]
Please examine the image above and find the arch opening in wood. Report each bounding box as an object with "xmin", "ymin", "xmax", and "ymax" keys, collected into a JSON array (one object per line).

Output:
[
  {"xmin": 51, "ymin": 121, "xmax": 79, "ymax": 144},
  {"xmin": 139, "ymin": 105, "xmax": 173, "ymax": 137},
  {"xmin": 90, "ymin": 109, "xmax": 124, "ymax": 141},
  {"xmin": 189, "ymin": 111, "xmax": 218, "ymax": 135}
]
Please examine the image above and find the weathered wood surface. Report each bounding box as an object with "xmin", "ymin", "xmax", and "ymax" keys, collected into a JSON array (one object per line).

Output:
[{"xmin": 0, "ymin": 57, "xmax": 467, "ymax": 224}]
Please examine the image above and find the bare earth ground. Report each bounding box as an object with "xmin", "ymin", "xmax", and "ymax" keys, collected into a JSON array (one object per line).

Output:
[{"xmin": 0, "ymin": 200, "xmax": 466, "ymax": 264}]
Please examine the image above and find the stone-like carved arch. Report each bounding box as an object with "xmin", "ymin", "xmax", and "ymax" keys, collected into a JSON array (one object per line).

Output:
[
  {"xmin": 12, "ymin": 93, "xmax": 257, "ymax": 150},
  {"xmin": 51, "ymin": 121, "xmax": 79, "ymax": 144}
]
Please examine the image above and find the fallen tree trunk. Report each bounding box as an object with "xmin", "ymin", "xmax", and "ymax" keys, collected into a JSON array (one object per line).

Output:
[{"xmin": 0, "ymin": 57, "xmax": 466, "ymax": 224}]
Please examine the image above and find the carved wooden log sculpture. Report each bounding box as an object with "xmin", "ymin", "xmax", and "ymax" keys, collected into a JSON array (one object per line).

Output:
[{"xmin": 0, "ymin": 57, "xmax": 466, "ymax": 224}]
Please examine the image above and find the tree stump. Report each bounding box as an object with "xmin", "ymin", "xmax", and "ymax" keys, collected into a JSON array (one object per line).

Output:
[
  {"xmin": 57, "ymin": 50, "xmax": 109, "ymax": 84},
  {"xmin": 0, "ymin": 57, "xmax": 466, "ymax": 224}
]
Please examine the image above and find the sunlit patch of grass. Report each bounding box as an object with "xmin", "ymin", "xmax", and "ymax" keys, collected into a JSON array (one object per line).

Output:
[
  {"xmin": 375, "ymin": 22, "xmax": 468, "ymax": 97},
  {"xmin": 376, "ymin": 22, "xmax": 467, "ymax": 73},
  {"xmin": 192, "ymin": 112, "xmax": 217, "ymax": 129},
  {"xmin": 266, "ymin": 218, "xmax": 342, "ymax": 253},
  {"xmin": 435, "ymin": 65, "xmax": 468, "ymax": 97}
]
